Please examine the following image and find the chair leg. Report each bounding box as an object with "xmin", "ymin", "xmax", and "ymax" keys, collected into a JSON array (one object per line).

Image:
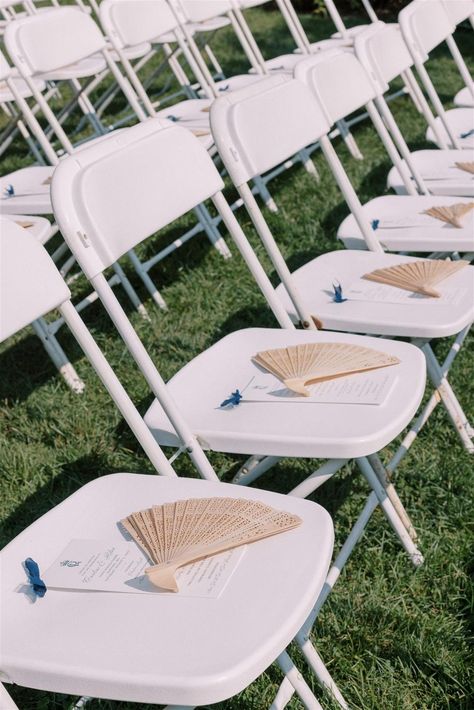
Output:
[
  {"xmin": 275, "ymin": 651, "xmax": 324, "ymax": 710},
  {"xmin": 335, "ymin": 119, "xmax": 363, "ymax": 160},
  {"xmin": 423, "ymin": 342, "xmax": 473, "ymax": 453},
  {"xmin": 127, "ymin": 249, "xmax": 168, "ymax": 310},
  {"xmin": 194, "ymin": 203, "xmax": 232, "ymax": 259},
  {"xmin": 232, "ymin": 454, "xmax": 281, "ymax": 485},
  {"xmin": 31, "ymin": 318, "xmax": 85, "ymax": 393},
  {"xmin": 111, "ymin": 262, "xmax": 150, "ymax": 320},
  {"xmin": 0, "ymin": 683, "xmax": 18, "ymax": 710},
  {"xmin": 293, "ymin": 636, "xmax": 349, "ymax": 710},
  {"xmin": 389, "ymin": 327, "xmax": 473, "ymax": 469},
  {"xmin": 367, "ymin": 453, "xmax": 418, "ymax": 542},
  {"xmin": 356, "ymin": 457, "xmax": 424, "ymax": 567},
  {"xmin": 253, "ymin": 175, "xmax": 278, "ymax": 213}
]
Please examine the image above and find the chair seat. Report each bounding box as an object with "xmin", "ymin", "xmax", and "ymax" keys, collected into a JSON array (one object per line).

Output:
[
  {"xmin": 211, "ymin": 74, "xmax": 264, "ymax": 94},
  {"xmin": 108, "ymin": 42, "xmax": 152, "ymax": 62},
  {"xmin": 144, "ymin": 327, "xmax": 425, "ymax": 458},
  {"xmin": 295, "ymin": 37, "xmax": 351, "ymax": 54},
  {"xmin": 274, "ymin": 250, "xmax": 474, "ymax": 339},
  {"xmin": 0, "ymin": 166, "xmax": 53, "ymax": 215},
  {"xmin": 426, "ymin": 108, "xmax": 474, "ymax": 149},
  {"xmin": 249, "ymin": 54, "xmax": 304, "ymax": 74},
  {"xmin": 337, "ymin": 194, "xmax": 474, "ymax": 252},
  {"xmin": 453, "ymin": 85, "xmax": 474, "ymax": 109},
  {"xmin": 0, "ymin": 75, "xmax": 46, "ymax": 102},
  {"xmin": 37, "ymin": 54, "xmax": 107, "ymax": 81},
  {"xmin": 387, "ymin": 149, "xmax": 474, "ymax": 197},
  {"xmin": 1, "ymin": 213, "xmax": 52, "ymax": 244},
  {"xmin": 0, "ymin": 472, "xmax": 333, "ymax": 706},
  {"xmin": 189, "ymin": 16, "xmax": 231, "ymax": 32}
]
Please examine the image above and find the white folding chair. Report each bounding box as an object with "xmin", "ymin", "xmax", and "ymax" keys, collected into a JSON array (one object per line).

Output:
[
  {"xmin": 399, "ymin": 0, "xmax": 474, "ymax": 149},
  {"xmin": 51, "ymin": 117, "xmax": 426, "ymax": 583},
  {"xmin": 209, "ymin": 70, "xmax": 474, "ymax": 460},
  {"xmin": 444, "ymin": 0, "xmax": 474, "ymax": 108},
  {"xmin": 0, "ymin": 221, "xmax": 340, "ymax": 709},
  {"xmin": 4, "ymin": 6, "xmax": 232, "ymax": 308},
  {"xmin": 99, "ymin": 0, "xmax": 215, "ymax": 131},
  {"xmin": 289, "ymin": 55, "xmax": 474, "ymax": 255},
  {"xmin": 353, "ymin": 21, "xmax": 474, "ymax": 197}
]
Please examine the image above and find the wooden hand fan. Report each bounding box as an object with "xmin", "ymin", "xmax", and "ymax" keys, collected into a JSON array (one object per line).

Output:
[
  {"xmin": 455, "ymin": 161, "xmax": 474, "ymax": 175},
  {"xmin": 122, "ymin": 497, "xmax": 301, "ymax": 592},
  {"xmin": 42, "ymin": 176, "xmax": 52, "ymax": 185},
  {"xmin": 191, "ymin": 129, "xmax": 210, "ymax": 137},
  {"xmin": 423, "ymin": 201, "xmax": 474, "ymax": 228},
  {"xmin": 252, "ymin": 342, "xmax": 400, "ymax": 397},
  {"xmin": 363, "ymin": 259, "xmax": 469, "ymax": 298}
]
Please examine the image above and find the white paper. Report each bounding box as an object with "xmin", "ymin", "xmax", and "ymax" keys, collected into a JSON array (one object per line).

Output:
[
  {"xmin": 1, "ymin": 185, "xmax": 50, "ymax": 199},
  {"xmin": 345, "ymin": 278, "xmax": 466, "ymax": 306},
  {"xmin": 371, "ymin": 214, "xmax": 441, "ymax": 229},
  {"xmin": 240, "ymin": 369, "xmax": 397, "ymax": 405},
  {"xmin": 419, "ymin": 170, "xmax": 473, "ymax": 181},
  {"xmin": 41, "ymin": 539, "xmax": 245, "ymax": 598}
]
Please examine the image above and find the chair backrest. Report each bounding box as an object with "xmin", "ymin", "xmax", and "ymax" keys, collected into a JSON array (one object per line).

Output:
[
  {"xmin": 4, "ymin": 6, "xmax": 105, "ymax": 76},
  {"xmin": 294, "ymin": 49, "xmax": 380, "ymax": 126},
  {"xmin": 100, "ymin": 0, "xmax": 178, "ymax": 48},
  {"xmin": 178, "ymin": 0, "xmax": 232, "ymax": 23},
  {"xmin": 210, "ymin": 74, "xmax": 330, "ymax": 186},
  {"xmin": 0, "ymin": 218, "xmax": 179, "ymax": 477},
  {"xmin": 51, "ymin": 118, "xmax": 224, "ymax": 279},
  {"xmin": 354, "ymin": 22, "xmax": 413, "ymax": 90},
  {"xmin": 398, "ymin": 0, "xmax": 456, "ymax": 61},
  {"xmin": 0, "ymin": 219, "xmax": 71, "ymax": 342},
  {"xmin": 443, "ymin": 0, "xmax": 474, "ymax": 24}
]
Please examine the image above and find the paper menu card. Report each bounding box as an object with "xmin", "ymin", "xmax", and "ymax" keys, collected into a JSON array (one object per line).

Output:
[
  {"xmin": 240, "ymin": 369, "xmax": 397, "ymax": 406},
  {"xmin": 345, "ymin": 279, "xmax": 466, "ymax": 306},
  {"xmin": 41, "ymin": 539, "xmax": 245, "ymax": 598}
]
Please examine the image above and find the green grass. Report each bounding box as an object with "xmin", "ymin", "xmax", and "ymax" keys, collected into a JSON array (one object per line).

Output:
[{"xmin": 1, "ymin": 6, "xmax": 473, "ymax": 710}]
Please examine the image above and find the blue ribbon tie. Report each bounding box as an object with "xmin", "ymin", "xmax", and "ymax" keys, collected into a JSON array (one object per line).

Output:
[
  {"xmin": 371, "ymin": 219, "xmax": 379, "ymax": 231},
  {"xmin": 332, "ymin": 281, "xmax": 347, "ymax": 303},
  {"xmin": 24, "ymin": 557, "xmax": 47, "ymax": 598},
  {"xmin": 3, "ymin": 184, "xmax": 14, "ymax": 197},
  {"xmin": 220, "ymin": 389, "xmax": 242, "ymax": 408},
  {"xmin": 460, "ymin": 129, "xmax": 474, "ymax": 139},
  {"xmin": 218, "ymin": 84, "xmax": 230, "ymax": 92}
]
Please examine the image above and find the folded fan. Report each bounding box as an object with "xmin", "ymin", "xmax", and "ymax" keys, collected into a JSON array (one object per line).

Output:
[
  {"xmin": 122, "ymin": 497, "xmax": 301, "ymax": 592},
  {"xmin": 363, "ymin": 259, "xmax": 469, "ymax": 298},
  {"xmin": 455, "ymin": 161, "xmax": 474, "ymax": 175},
  {"xmin": 253, "ymin": 342, "xmax": 400, "ymax": 396},
  {"xmin": 423, "ymin": 202, "xmax": 474, "ymax": 228}
]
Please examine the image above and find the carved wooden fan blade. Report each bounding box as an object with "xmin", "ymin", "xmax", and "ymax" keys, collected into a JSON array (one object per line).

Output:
[
  {"xmin": 363, "ymin": 259, "xmax": 469, "ymax": 298},
  {"xmin": 455, "ymin": 161, "xmax": 474, "ymax": 175},
  {"xmin": 122, "ymin": 497, "xmax": 301, "ymax": 592},
  {"xmin": 423, "ymin": 202, "xmax": 474, "ymax": 228},
  {"xmin": 253, "ymin": 342, "xmax": 400, "ymax": 396}
]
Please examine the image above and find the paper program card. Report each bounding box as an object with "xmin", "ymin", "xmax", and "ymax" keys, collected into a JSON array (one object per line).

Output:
[
  {"xmin": 345, "ymin": 279, "xmax": 466, "ymax": 306},
  {"xmin": 372, "ymin": 214, "xmax": 437, "ymax": 229},
  {"xmin": 41, "ymin": 539, "xmax": 245, "ymax": 598},
  {"xmin": 242, "ymin": 369, "xmax": 397, "ymax": 405}
]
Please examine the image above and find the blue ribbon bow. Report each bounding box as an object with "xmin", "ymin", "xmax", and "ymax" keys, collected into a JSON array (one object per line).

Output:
[
  {"xmin": 460, "ymin": 129, "xmax": 474, "ymax": 139},
  {"xmin": 166, "ymin": 114, "xmax": 180, "ymax": 122},
  {"xmin": 332, "ymin": 282, "xmax": 347, "ymax": 303},
  {"xmin": 371, "ymin": 219, "xmax": 380, "ymax": 231},
  {"xmin": 24, "ymin": 558, "xmax": 47, "ymax": 598},
  {"xmin": 218, "ymin": 84, "xmax": 230, "ymax": 92},
  {"xmin": 220, "ymin": 389, "xmax": 242, "ymax": 408},
  {"xmin": 3, "ymin": 184, "xmax": 14, "ymax": 197}
]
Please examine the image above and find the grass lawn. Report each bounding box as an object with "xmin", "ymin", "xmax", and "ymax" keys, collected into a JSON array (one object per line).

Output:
[{"xmin": 0, "ymin": 5, "xmax": 473, "ymax": 709}]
